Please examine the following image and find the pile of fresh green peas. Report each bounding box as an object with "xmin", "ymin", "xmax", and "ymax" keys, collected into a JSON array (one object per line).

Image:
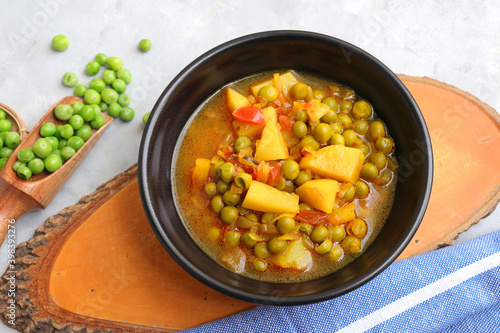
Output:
[
  {"xmin": 11, "ymin": 101, "xmax": 105, "ymax": 180},
  {"xmin": 0, "ymin": 111, "xmax": 21, "ymax": 170}
]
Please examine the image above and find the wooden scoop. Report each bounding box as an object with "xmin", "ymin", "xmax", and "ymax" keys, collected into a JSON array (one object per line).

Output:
[{"xmin": 0, "ymin": 96, "xmax": 112, "ymax": 243}]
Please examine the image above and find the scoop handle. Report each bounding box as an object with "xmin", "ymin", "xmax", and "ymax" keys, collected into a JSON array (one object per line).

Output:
[{"xmin": 0, "ymin": 179, "xmax": 40, "ymax": 245}]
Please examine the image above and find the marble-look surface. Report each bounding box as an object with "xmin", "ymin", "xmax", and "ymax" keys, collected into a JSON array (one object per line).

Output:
[{"xmin": 0, "ymin": 0, "xmax": 499, "ymax": 331}]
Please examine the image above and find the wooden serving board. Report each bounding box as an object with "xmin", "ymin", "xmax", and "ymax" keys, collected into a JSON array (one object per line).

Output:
[{"xmin": 0, "ymin": 76, "xmax": 499, "ymax": 332}]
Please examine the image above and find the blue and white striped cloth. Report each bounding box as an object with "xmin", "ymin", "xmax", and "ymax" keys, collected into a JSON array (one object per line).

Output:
[{"xmin": 184, "ymin": 230, "xmax": 500, "ymax": 332}]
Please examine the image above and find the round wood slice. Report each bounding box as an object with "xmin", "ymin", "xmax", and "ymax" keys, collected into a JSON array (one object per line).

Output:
[{"xmin": 0, "ymin": 75, "xmax": 499, "ymax": 332}]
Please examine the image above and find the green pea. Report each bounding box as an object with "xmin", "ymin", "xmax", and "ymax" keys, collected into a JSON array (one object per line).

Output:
[
  {"xmin": 355, "ymin": 181, "xmax": 370, "ymax": 198},
  {"xmin": 234, "ymin": 172, "xmax": 252, "ymax": 190},
  {"xmin": 330, "ymin": 133, "xmax": 345, "ymax": 145},
  {"xmin": 322, "ymin": 97, "xmax": 338, "ymax": 112},
  {"xmin": 275, "ymin": 177, "xmax": 286, "ymax": 190},
  {"xmin": 13, "ymin": 160, "xmax": 26, "ymax": 172},
  {"xmin": 0, "ymin": 137, "xmax": 2, "ymax": 148},
  {"xmin": 313, "ymin": 89, "xmax": 325, "ymax": 100},
  {"xmin": 0, "ymin": 147, "xmax": 13, "ymax": 159},
  {"xmin": 60, "ymin": 124, "xmax": 74, "ymax": 139},
  {"xmin": 376, "ymin": 137, "xmax": 394, "ymax": 154},
  {"xmin": 60, "ymin": 146, "xmax": 76, "ymax": 161},
  {"xmin": 117, "ymin": 68, "xmax": 132, "ymax": 84},
  {"xmin": 294, "ymin": 110, "xmax": 308, "ymax": 122},
  {"xmin": 85, "ymin": 61, "xmax": 101, "ymax": 76},
  {"xmin": 254, "ymin": 243, "xmax": 270, "ymax": 258},
  {"xmin": 349, "ymin": 219, "xmax": 368, "ymax": 238},
  {"xmin": 17, "ymin": 149, "xmax": 34, "ymax": 163},
  {"xmin": 62, "ymin": 72, "xmax": 78, "ymax": 87},
  {"xmin": 76, "ymin": 125, "xmax": 92, "ymax": 141},
  {"xmin": 246, "ymin": 212, "xmax": 259, "ymax": 222},
  {"xmin": 337, "ymin": 113, "xmax": 352, "ymax": 128},
  {"xmin": 224, "ymin": 231, "xmax": 241, "ymax": 247},
  {"xmin": 72, "ymin": 101, "xmax": 84, "ymax": 114},
  {"xmin": 74, "ymin": 84, "xmax": 88, "ymax": 97},
  {"xmin": 241, "ymin": 232, "xmax": 257, "ymax": 247},
  {"xmin": 320, "ymin": 110, "xmax": 337, "ymax": 124},
  {"xmin": 277, "ymin": 217, "xmax": 296, "ymax": 234},
  {"xmin": 102, "ymin": 69, "xmax": 117, "ymax": 85},
  {"xmin": 299, "ymin": 203, "xmax": 312, "ymax": 212},
  {"xmin": 32, "ymin": 138, "xmax": 52, "ymax": 159},
  {"xmin": 310, "ymin": 225, "xmax": 328, "ymax": 243},
  {"xmin": 234, "ymin": 136, "xmax": 251, "ymax": 153},
  {"xmin": 358, "ymin": 144, "xmax": 370, "ymax": 156},
  {"xmin": 328, "ymin": 245, "xmax": 343, "ymax": 262},
  {"xmin": 353, "ymin": 120, "xmax": 369, "ymax": 135},
  {"xmin": 0, "ymin": 157, "xmax": 7, "ymax": 169},
  {"xmin": 57, "ymin": 138, "xmax": 67, "ymax": 150},
  {"xmin": 352, "ymin": 100, "xmax": 372, "ymax": 120},
  {"xmin": 268, "ymin": 237, "xmax": 288, "ymax": 255},
  {"xmin": 292, "ymin": 121, "xmax": 308, "ymax": 138},
  {"xmin": 17, "ymin": 165, "xmax": 32, "ymax": 180},
  {"xmin": 238, "ymin": 204, "xmax": 249, "ymax": 215},
  {"xmin": 79, "ymin": 105, "xmax": 95, "ymax": 122},
  {"xmin": 261, "ymin": 212, "xmax": 275, "ymax": 224},
  {"xmin": 281, "ymin": 159, "xmax": 300, "ymax": 180},
  {"xmin": 330, "ymin": 226, "xmax": 346, "ymax": 242},
  {"xmin": 291, "ymin": 82, "xmax": 308, "ymax": 100},
  {"xmin": 94, "ymin": 53, "xmax": 108, "ymax": 65},
  {"xmin": 28, "ymin": 158, "xmax": 44, "ymax": 175},
  {"xmin": 210, "ymin": 195, "xmax": 224, "ymax": 214},
  {"xmin": 368, "ymin": 121, "xmax": 385, "ymax": 140},
  {"xmin": 142, "ymin": 111, "xmax": 151, "ymax": 125},
  {"xmin": 69, "ymin": 115, "xmax": 84, "ymax": 131},
  {"xmin": 0, "ymin": 110, "xmax": 5, "ymax": 120},
  {"xmin": 84, "ymin": 89, "xmax": 101, "ymax": 105},
  {"xmin": 0, "ymin": 119, "xmax": 13, "ymax": 132},
  {"xmin": 138, "ymin": 39, "xmax": 152, "ymax": 52},
  {"xmin": 108, "ymin": 103, "xmax": 122, "ymax": 118},
  {"xmin": 341, "ymin": 236, "xmax": 361, "ymax": 254},
  {"xmin": 361, "ymin": 163, "xmax": 379, "ymax": 179},
  {"xmin": 342, "ymin": 130, "xmax": 357, "ymax": 147},
  {"xmin": 54, "ymin": 104, "xmax": 73, "ymax": 121},
  {"xmin": 294, "ymin": 170, "xmax": 312, "ymax": 186},
  {"xmin": 106, "ymin": 56, "xmax": 123, "ymax": 70},
  {"xmin": 91, "ymin": 115, "xmax": 105, "ymax": 129},
  {"xmin": 89, "ymin": 78, "xmax": 106, "ymax": 93},
  {"xmin": 222, "ymin": 191, "xmax": 241, "ymax": 206},
  {"xmin": 118, "ymin": 94, "xmax": 130, "ymax": 107},
  {"xmin": 258, "ymin": 86, "xmax": 278, "ymax": 102},
  {"xmin": 340, "ymin": 100, "xmax": 353, "ymax": 113},
  {"xmin": 5, "ymin": 132, "xmax": 20, "ymax": 148},
  {"xmin": 343, "ymin": 185, "xmax": 355, "ymax": 201},
  {"xmin": 252, "ymin": 258, "xmax": 268, "ymax": 271},
  {"xmin": 112, "ymin": 79, "xmax": 127, "ymax": 94},
  {"xmin": 220, "ymin": 206, "xmax": 239, "ymax": 224},
  {"xmin": 51, "ymin": 35, "xmax": 69, "ymax": 51},
  {"xmin": 50, "ymin": 149, "xmax": 61, "ymax": 158},
  {"xmin": 370, "ymin": 152, "xmax": 387, "ymax": 170},
  {"xmin": 283, "ymin": 181, "xmax": 295, "ymax": 193},
  {"xmin": 216, "ymin": 180, "xmax": 229, "ymax": 194},
  {"xmin": 120, "ymin": 107, "xmax": 134, "ymax": 121},
  {"xmin": 299, "ymin": 222, "xmax": 313, "ymax": 235},
  {"xmin": 331, "ymin": 122, "xmax": 343, "ymax": 134},
  {"xmin": 218, "ymin": 162, "xmax": 235, "ymax": 183},
  {"xmin": 314, "ymin": 123, "xmax": 333, "ymax": 143},
  {"xmin": 67, "ymin": 136, "xmax": 84, "ymax": 151},
  {"xmin": 202, "ymin": 182, "xmax": 215, "ymax": 196},
  {"xmin": 300, "ymin": 135, "xmax": 320, "ymax": 150},
  {"xmin": 44, "ymin": 154, "xmax": 62, "ymax": 173},
  {"xmin": 316, "ymin": 239, "xmax": 333, "ymax": 255}
]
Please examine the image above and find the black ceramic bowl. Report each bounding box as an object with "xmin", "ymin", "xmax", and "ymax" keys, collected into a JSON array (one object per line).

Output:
[{"xmin": 139, "ymin": 31, "xmax": 433, "ymax": 305}]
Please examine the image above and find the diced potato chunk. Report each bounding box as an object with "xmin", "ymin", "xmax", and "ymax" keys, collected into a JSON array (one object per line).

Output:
[
  {"xmin": 270, "ymin": 239, "xmax": 313, "ymax": 270},
  {"xmin": 242, "ymin": 181, "xmax": 299, "ymax": 214},
  {"xmin": 231, "ymin": 120, "xmax": 265, "ymax": 138},
  {"xmin": 249, "ymin": 71, "xmax": 299, "ymax": 98},
  {"xmin": 191, "ymin": 158, "xmax": 210, "ymax": 187},
  {"xmin": 254, "ymin": 107, "xmax": 289, "ymax": 161},
  {"xmin": 226, "ymin": 87, "xmax": 250, "ymax": 112},
  {"xmin": 300, "ymin": 145, "xmax": 365, "ymax": 183},
  {"xmin": 295, "ymin": 179, "xmax": 340, "ymax": 214}
]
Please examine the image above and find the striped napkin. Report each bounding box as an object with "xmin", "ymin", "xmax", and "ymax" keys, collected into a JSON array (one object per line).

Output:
[{"xmin": 183, "ymin": 230, "xmax": 500, "ymax": 332}]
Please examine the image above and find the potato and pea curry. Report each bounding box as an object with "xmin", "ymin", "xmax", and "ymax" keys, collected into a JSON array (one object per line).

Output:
[{"xmin": 173, "ymin": 70, "xmax": 397, "ymax": 282}]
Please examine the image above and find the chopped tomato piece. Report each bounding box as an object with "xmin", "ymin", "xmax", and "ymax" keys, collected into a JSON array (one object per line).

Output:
[
  {"xmin": 267, "ymin": 164, "xmax": 283, "ymax": 187},
  {"xmin": 295, "ymin": 211, "xmax": 329, "ymax": 225},
  {"xmin": 279, "ymin": 115, "xmax": 294, "ymax": 131},
  {"xmin": 232, "ymin": 106, "xmax": 265, "ymax": 124}
]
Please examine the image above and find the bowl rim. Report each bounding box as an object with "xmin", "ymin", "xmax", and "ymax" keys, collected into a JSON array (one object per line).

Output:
[{"xmin": 138, "ymin": 30, "xmax": 433, "ymax": 305}]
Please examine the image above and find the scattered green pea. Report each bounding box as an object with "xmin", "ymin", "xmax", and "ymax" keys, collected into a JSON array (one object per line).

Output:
[
  {"xmin": 108, "ymin": 103, "xmax": 122, "ymax": 118},
  {"xmin": 74, "ymin": 84, "xmax": 88, "ymax": 97},
  {"xmin": 106, "ymin": 57, "xmax": 123, "ymax": 71},
  {"xmin": 89, "ymin": 78, "xmax": 106, "ymax": 93},
  {"xmin": 51, "ymin": 35, "xmax": 69, "ymax": 52},
  {"xmin": 142, "ymin": 111, "xmax": 150, "ymax": 125},
  {"xmin": 62, "ymin": 72, "xmax": 78, "ymax": 87},
  {"xmin": 71, "ymin": 101, "xmax": 84, "ymax": 114},
  {"xmin": 85, "ymin": 61, "xmax": 101, "ymax": 76},
  {"xmin": 94, "ymin": 53, "xmax": 108, "ymax": 65},
  {"xmin": 120, "ymin": 107, "xmax": 134, "ymax": 122},
  {"xmin": 116, "ymin": 68, "xmax": 132, "ymax": 84},
  {"xmin": 101, "ymin": 88, "xmax": 119, "ymax": 105},
  {"xmin": 118, "ymin": 94, "xmax": 130, "ymax": 107},
  {"xmin": 112, "ymin": 79, "xmax": 127, "ymax": 94},
  {"xmin": 138, "ymin": 39, "xmax": 152, "ymax": 52}
]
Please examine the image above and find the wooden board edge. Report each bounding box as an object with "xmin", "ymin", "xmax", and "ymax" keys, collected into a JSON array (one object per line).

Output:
[
  {"xmin": 0, "ymin": 164, "xmax": 167, "ymax": 333},
  {"xmin": 397, "ymin": 74, "xmax": 500, "ymax": 257}
]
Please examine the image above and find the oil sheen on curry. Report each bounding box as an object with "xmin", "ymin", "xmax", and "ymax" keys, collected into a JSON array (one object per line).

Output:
[{"xmin": 173, "ymin": 70, "xmax": 398, "ymax": 283}]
